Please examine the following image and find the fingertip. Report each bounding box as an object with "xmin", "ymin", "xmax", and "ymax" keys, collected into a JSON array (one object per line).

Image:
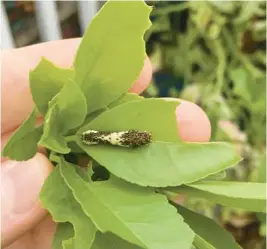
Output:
[
  {"xmin": 176, "ymin": 101, "xmax": 211, "ymax": 142},
  {"xmin": 129, "ymin": 57, "xmax": 152, "ymax": 94}
]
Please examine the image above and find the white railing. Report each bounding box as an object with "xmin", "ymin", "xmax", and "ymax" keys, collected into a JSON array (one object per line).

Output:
[{"xmin": 1, "ymin": 0, "xmax": 99, "ymax": 49}]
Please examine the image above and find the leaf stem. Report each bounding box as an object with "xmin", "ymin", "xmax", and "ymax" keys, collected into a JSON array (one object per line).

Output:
[{"xmin": 65, "ymin": 135, "xmax": 77, "ymax": 142}]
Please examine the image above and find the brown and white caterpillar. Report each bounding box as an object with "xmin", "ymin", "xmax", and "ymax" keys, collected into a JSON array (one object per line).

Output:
[{"xmin": 81, "ymin": 129, "xmax": 152, "ymax": 148}]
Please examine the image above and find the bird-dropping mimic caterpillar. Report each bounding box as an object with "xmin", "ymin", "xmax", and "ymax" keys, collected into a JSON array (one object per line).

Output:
[{"xmin": 81, "ymin": 129, "xmax": 152, "ymax": 148}]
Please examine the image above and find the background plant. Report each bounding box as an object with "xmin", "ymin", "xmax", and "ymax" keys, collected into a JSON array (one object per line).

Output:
[{"xmin": 145, "ymin": 1, "xmax": 266, "ymax": 248}]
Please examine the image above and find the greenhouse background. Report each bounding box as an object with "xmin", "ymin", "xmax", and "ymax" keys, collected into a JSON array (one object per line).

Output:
[{"xmin": 1, "ymin": 1, "xmax": 266, "ymax": 249}]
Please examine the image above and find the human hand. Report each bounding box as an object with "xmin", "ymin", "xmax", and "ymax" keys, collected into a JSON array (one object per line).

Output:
[{"xmin": 1, "ymin": 38, "xmax": 211, "ymax": 249}]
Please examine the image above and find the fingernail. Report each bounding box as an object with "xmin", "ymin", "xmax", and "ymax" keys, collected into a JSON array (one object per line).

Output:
[{"xmin": 1, "ymin": 157, "xmax": 45, "ymax": 216}]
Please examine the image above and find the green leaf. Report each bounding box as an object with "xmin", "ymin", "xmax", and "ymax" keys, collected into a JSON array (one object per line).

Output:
[
  {"xmin": 170, "ymin": 181, "xmax": 266, "ymax": 212},
  {"xmin": 59, "ymin": 162, "xmax": 195, "ymax": 249},
  {"xmin": 39, "ymin": 79, "xmax": 87, "ymax": 153},
  {"xmin": 77, "ymin": 140, "xmax": 241, "ymax": 187},
  {"xmin": 78, "ymin": 99, "xmax": 180, "ymax": 142},
  {"xmin": 53, "ymin": 222, "xmax": 74, "ymax": 249},
  {"xmin": 2, "ymin": 109, "xmax": 42, "ymax": 161},
  {"xmin": 40, "ymin": 166, "xmax": 97, "ymax": 249},
  {"xmin": 76, "ymin": 99, "xmax": 240, "ymax": 187},
  {"xmin": 30, "ymin": 57, "xmax": 74, "ymax": 115},
  {"xmin": 92, "ymin": 232, "xmax": 142, "ymax": 249},
  {"xmin": 73, "ymin": 0, "xmax": 152, "ymax": 113},
  {"xmin": 171, "ymin": 203, "xmax": 241, "ymax": 249}
]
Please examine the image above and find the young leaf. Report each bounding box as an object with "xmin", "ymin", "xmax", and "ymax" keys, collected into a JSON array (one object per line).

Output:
[
  {"xmin": 78, "ymin": 99, "xmax": 180, "ymax": 143},
  {"xmin": 39, "ymin": 79, "xmax": 87, "ymax": 153},
  {"xmin": 92, "ymin": 232, "xmax": 142, "ymax": 249},
  {"xmin": 73, "ymin": 0, "xmax": 152, "ymax": 113},
  {"xmin": 39, "ymin": 166, "xmax": 97, "ymax": 249},
  {"xmin": 77, "ymin": 140, "xmax": 241, "ymax": 187},
  {"xmin": 30, "ymin": 57, "xmax": 74, "ymax": 115},
  {"xmin": 170, "ymin": 181, "xmax": 266, "ymax": 212},
  {"xmin": 171, "ymin": 203, "xmax": 241, "ymax": 249},
  {"xmin": 2, "ymin": 109, "xmax": 42, "ymax": 161},
  {"xmin": 59, "ymin": 161, "xmax": 195, "ymax": 249},
  {"xmin": 53, "ymin": 222, "xmax": 74, "ymax": 249}
]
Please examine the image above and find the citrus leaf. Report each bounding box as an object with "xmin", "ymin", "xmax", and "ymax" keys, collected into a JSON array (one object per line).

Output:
[
  {"xmin": 30, "ymin": 57, "xmax": 74, "ymax": 115},
  {"xmin": 92, "ymin": 232, "xmax": 142, "ymax": 249},
  {"xmin": 40, "ymin": 166, "xmax": 97, "ymax": 249},
  {"xmin": 2, "ymin": 109, "xmax": 42, "ymax": 161},
  {"xmin": 53, "ymin": 222, "xmax": 74, "ymax": 249},
  {"xmin": 40, "ymin": 79, "xmax": 87, "ymax": 153},
  {"xmin": 73, "ymin": 0, "xmax": 152, "ymax": 113},
  {"xmin": 76, "ymin": 94, "xmax": 240, "ymax": 189},
  {"xmin": 78, "ymin": 99, "xmax": 180, "ymax": 143},
  {"xmin": 170, "ymin": 181, "xmax": 266, "ymax": 212},
  {"xmin": 171, "ymin": 203, "xmax": 241, "ymax": 249},
  {"xmin": 77, "ymin": 140, "xmax": 241, "ymax": 187},
  {"xmin": 59, "ymin": 162, "xmax": 195, "ymax": 249}
]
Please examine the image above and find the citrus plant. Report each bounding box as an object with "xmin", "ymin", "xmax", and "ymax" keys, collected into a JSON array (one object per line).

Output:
[{"xmin": 2, "ymin": 1, "xmax": 266, "ymax": 249}]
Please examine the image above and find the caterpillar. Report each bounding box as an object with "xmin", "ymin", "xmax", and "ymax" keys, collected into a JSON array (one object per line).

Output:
[{"xmin": 81, "ymin": 129, "xmax": 152, "ymax": 148}]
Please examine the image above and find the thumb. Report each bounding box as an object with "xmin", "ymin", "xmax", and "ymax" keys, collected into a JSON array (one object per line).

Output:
[{"xmin": 1, "ymin": 153, "xmax": 53, "ymax": 247}]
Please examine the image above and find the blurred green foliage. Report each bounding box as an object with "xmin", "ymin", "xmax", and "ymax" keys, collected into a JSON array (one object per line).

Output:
[{"xmin": 145, "ymin": 1, "xmax": 266, "ymax": 248}]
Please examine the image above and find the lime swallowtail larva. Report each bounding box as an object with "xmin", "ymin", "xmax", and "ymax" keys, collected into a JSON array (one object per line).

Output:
[{"xmin": 81, "ymin": 130, "xmax": 152, "ymax": 148}]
